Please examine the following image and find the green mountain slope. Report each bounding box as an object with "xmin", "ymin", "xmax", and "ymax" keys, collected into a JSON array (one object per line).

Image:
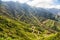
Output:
[
  {"xmin": 0, "ymin": 15, "xmax": 37, "ymax": 40},
  {"xmin": 0, "ymin": 1, "xmax": 60, "ymax": 40},
  {"xmin": 0, "ymin": 15, "xmax": 60, "ymax": 40},
  {"xmin": 0, "ymin": 14, "xmax": 60, "ymax": 40}
]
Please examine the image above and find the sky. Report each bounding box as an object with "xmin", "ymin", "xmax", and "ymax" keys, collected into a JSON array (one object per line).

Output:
[{"xmin": 2, "ymin": 0, "xmax": 60, "ymax": 9}]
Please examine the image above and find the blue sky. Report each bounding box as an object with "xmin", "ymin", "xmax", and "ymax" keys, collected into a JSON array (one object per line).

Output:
[
  {"xmin": 2, "ymin": 0, "xmax": 60, "ymax": 9},
  {"xmin": 54, "ymin": 0, "xmax": 60, "ymax": 5}
]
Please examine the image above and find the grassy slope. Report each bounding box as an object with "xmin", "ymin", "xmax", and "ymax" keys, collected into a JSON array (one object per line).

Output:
[
  {"xmin": 0, "ymin": 15, "xmax": 36, "ymax": 40},
  {"xmin": 0, "ymin": 15, "xmax": 60, "ymax": 40}
]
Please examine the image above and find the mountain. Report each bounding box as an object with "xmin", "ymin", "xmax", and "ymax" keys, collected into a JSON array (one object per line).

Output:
[
  {"xmin": 46, "ymin": 8, "xmax": 60, "ymax": 21},
  {"xmin": 0, "ymin": 1, "xmax": 60, "ymax": 40},
  {"xmin": 47, "ymin": 8, "xmax": 60, "ymax": 15}
]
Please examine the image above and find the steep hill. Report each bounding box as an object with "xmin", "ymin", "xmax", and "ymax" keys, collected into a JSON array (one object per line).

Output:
[
  {"xmin": 0, "ymin": 1, "xmax": 60, "ymax": 40},
  {"xmin": 0, "ymin": 14, "xmax": 60, "ymax": 40},
  {"xmin": 0, "ymin": 1, "xmax": 56, "ymax": 21}
]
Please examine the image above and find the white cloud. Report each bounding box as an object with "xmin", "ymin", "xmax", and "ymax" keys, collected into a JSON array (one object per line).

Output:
[
  {"xmin": 2, "ymin": 0, "xmax": 17, "ymax": 2},
  {"xmin": 26, "ymin": 0, "xmax": 60, "ymax": 9},
  {"xmin": 18, "ymin": 0, "xmax": 29, "ymax": 3},
  {"xmin": 52, "ymin": 5, "xmax": 60, "ymax": 9},
  {"xmin": 36, "ymin": 4, "xmax": 60, "ymax": 9},
  {"xmin": 3, "ymin": 0, "xmax": 60, "ymax": 9},
  {"xmin": 27, "ymin": 0, "xmax": 53, "ymax": 6}
]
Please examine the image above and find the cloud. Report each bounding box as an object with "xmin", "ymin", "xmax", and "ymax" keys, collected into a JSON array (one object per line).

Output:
[
  {"xmin": 27, "ymin": 0, "xmax": 53, "ymax": 6},
  {"xmin": 18, "ymin": 0, "xmax": 29, "ymax": 3},
  {"xmin": 2, "ymin": 0, "xmax": 60, "ymax": 9},
  {"xmin": 52, "ymin": 5, "xmax": 60, "ymax": 9},
  {"xmin": 26, "ymin": 0, "xmax": 60, "ymax": 9},
  {"xmin": 2, "ymin": 0, "xmax": 17, "ymax": 2}
]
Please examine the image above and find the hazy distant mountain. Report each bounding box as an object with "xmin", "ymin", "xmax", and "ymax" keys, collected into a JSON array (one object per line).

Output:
[{"xmin": 47, "ymin": 8, "xmax": 60, "ymax": 15}]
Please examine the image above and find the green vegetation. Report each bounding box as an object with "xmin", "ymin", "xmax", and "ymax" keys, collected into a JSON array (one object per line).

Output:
[
  {"xmin": 0, "ymin": 15, "xmax": 60, "ymax": 40},
  {"xmin": 0, "ymin": 1, "xmax": 60, "ymax": 40}
]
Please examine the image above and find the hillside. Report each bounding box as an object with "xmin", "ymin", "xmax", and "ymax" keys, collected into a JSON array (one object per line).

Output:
[
  {"xmin": 0, "ymin": 14, "xmax": 60, "ymax": 40},
  {"xmin": 0, "ymin": 1, "xmax": 60, "ymax": 40}
]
